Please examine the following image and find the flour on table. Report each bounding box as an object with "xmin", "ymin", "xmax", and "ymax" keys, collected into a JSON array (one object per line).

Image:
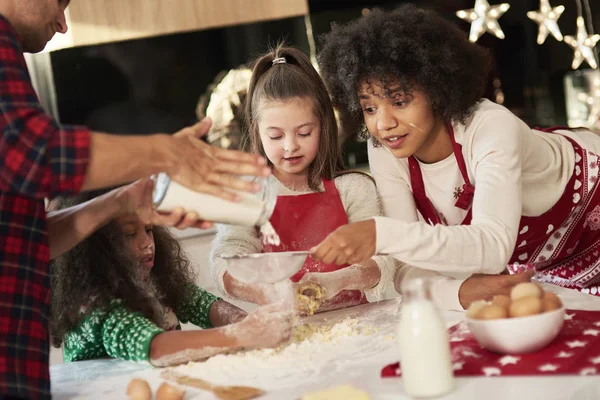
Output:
[
  {"xmin": 292, "ymin": 318, "xmax": 364, "ymax": 343},
  {"xmin": 171, "ymin": 313, "xmax": 397, "ymax": 391}
]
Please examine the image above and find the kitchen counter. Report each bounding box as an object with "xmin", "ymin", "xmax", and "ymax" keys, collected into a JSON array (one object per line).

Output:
[{"xmin": 51, "ymin": 284, "xmax": 600, "ymax": 399}]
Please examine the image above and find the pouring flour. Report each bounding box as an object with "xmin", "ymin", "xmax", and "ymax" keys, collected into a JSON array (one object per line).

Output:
[{"xmin": 152, "ymin": 173, "xmax": 280, "ymax": 245}]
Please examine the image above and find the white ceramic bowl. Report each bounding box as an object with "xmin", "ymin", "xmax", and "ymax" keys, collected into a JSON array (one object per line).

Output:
[
  {"xmin": 220, "ymin": 251, "xmax": 308, "ymax": 284},
  {"xmin": 466, "ymin": 307, "xmax": 565, "ymax": 354}
]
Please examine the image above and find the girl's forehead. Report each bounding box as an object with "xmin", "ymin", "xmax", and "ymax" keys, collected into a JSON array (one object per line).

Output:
[
  {"xmin": 116, "ymin": 215, "xmax": 141, "ymax": 227},
  {"xmin": 258, "ymin": 98, "xmax": 317, "ymax": 126},
  {"xmin": 259, "ymin": 96, "xmax": 314, "ymax": 111}
]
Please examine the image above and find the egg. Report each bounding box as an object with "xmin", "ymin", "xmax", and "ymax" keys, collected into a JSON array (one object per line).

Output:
[
  {"xmin": 126, "ymin": 378, "xmax": 152, "ymax": 400},
  {"xmin": 510, "ymin": 282, "xmax": 543, "ymax": 301},
  {"xmin": 509, "ymin": 296, "xmax": 543, "ymax": 318},
  {"xmin": 156, "ymin": 382, "xmax": 185, "ymax": 400},
  {"xmin": 477, "ymin": 304, "xmax": 508, "ymax": 320},
  {"xmin": 466, "ymin": 300, "xmax": 489, "ymax": 319},
  {"xmin": 491, "ymin": 295, "xmax": 511, "ymax": 310},
  {"xmin": 542, "ymin": 291, "xmax": 563, "ymax": 312}
]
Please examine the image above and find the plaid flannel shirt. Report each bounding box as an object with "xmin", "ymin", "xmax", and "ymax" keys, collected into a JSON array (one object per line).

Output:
[{"xmin": 0, "ymin": 15, "xmax": 90, "ymax": 399}]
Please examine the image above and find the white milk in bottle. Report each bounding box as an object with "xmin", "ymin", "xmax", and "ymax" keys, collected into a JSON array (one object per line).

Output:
[
  {"xmin": 152, "ymin": 173, "xmax": 278, "ymax": 231},
  {"xmin": 398, "ymin": 278, "xmax": 455, "ymax": 398}
]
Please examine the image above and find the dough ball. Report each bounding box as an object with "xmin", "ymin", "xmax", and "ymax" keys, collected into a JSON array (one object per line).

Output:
[
  {"xmin": 509, "ymin": 296, "xmax": 543, "ymax": 318},
  {"xmin": 126, "ymin": 378, "xmax": 152, "ymax": 400},
  {"xmin": 156, "ymin": 382, "xmax": 185, "ymax": 400},
  {"xmin": 466, "ymin": 300, "xmax": 489, "ymax": 319},
  {"xmin": 297, "ymin": 282, "xmax": 325, "ymax": 316},
  {"xmin": 491, "ymin": 295, "xmax": 511, "ymax": 310},
  {"xmin": 302, "ymin": 385, "xmax": 370, "ymax": 400},
  {"xmin": 542, "ymin": 291, "xmax": 563, "ymax": 312},
  {"xmin": 510, "ymin": 282, "xmax": 543, "ymax": 301},
  {"xmin": 477, "ymin": 304, "xmax": 508, "ymax": 320}
]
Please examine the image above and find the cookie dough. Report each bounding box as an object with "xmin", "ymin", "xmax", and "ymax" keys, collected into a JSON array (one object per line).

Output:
[{"xmin": 297, "ymin": 282, "xmax": 325, "ymax": 316}]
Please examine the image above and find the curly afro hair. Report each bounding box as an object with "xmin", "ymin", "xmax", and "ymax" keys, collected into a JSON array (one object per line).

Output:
[
  {"xmin": 318, "ymin": 4, "xmax": 491, "ymax": 137},
  {"xmin": 49, "ymin": 189, "xmax": 197, "ymax": 348}
]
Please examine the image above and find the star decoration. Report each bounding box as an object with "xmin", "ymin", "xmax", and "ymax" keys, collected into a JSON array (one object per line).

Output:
[
  {"xmin": 538, "ymin": 363, "xmax": 559, "ymax": 372},
  {"xmin": 482, "ymin": 367, "xmax": 501, "ymax": 376},
  {"xmin": 590, "ymin": 356, "xmax": 600, "ymax": 365},
  {"xmin": 566, "ymin": 340, "xmax": 588, "ymax": 348},
  {"xmin": 527, "ymin": 0, "xmax": 565, "ymax": 44},
  {"xmin": 580, "ymin": 367, "xmax": 597, "ymax": 375},
  {"xmin": 556, "ymin": 351, "xmax": 574, "ymax": 358},
  {"xmin": 499, "ymin": 355, "xmax": 520, "ymax": 366},
  {"xmin": 462, "ymin": 349, "xmax": 482, "ymax": 358},
  {"xmin": 565, "ymin": 313, "xmax": 576, "ymax": 320},
  {"xmin": 564, "ymin": 16, "xmax": 600, "ymax": 70},
  {"xmin": 456, "ymin": 0, "xmax": 511, "ymax": 42},
  {"xmin": 453, "ymin": 361, "xmax": 465, "ymax": 370},
  {"xmin": 583, "ymin": 329, "xmax": 600, "ymax": 337}
]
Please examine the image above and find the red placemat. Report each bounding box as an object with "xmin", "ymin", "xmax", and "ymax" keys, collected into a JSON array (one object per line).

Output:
[{"xmin": 382, "ymin": 310, "xmax": 600, "ymax": 377}]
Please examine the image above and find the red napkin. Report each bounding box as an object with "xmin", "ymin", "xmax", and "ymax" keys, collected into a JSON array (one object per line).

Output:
[{"xmin": 382, "ymin": 310, "xmax": 600, "ymax": 377}]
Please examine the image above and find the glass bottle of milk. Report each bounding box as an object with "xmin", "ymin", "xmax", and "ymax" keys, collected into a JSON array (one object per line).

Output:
[
  {"xmin": 398, "ymin": 278, "xmax": 455, "ymax": 398},
  {"xmin": 151, "ymin": 173, "xmax": 278, "ymax": 227}
]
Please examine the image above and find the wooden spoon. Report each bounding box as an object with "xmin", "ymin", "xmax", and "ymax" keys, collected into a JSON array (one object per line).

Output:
[{"xmin": 160, "ymin": 370, "xmax": 265, "ymax": 400}]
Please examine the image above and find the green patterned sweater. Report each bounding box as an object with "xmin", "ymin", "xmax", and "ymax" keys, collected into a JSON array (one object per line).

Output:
[{"xmin": 62, "ymin": 286, "xmax": 219, "ymax": 363}]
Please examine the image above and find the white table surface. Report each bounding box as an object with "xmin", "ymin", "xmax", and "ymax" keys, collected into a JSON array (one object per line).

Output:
[{"xmin": 50, "ymin": 283, "xmax": 600, "ymax": 400}]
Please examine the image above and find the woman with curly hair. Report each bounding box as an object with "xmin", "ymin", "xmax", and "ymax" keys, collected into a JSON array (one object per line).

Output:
[
  {"xmin": 50, "ymin": 182, "xmax": 293, "ymax": 367},
  {"xmin": 311, "ymin": 5, "xmax": 600, "ymax": 301}
]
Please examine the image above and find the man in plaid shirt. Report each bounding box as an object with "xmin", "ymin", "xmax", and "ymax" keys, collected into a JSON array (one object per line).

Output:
[{"xmin": 0, "ymin": 1, "xmax": 271, "ymax": 399}]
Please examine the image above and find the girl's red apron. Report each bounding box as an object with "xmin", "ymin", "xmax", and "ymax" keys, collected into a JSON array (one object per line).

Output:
[
  {"xmin": 408, "ymin": 124, "xmax": 600, "ymax": 296},
  {"xmin": 263, "ymin": 179, "xmax": 368, "ymax": 307}
]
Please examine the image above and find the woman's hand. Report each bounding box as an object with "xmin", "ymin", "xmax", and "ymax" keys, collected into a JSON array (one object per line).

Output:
[
  {"xmin": 458, "ymin": 269, "xmax": 536, "ymax": 309},
  {"xmin": 231, "ymin": 302, "xmax": 295, "ymax": 349},
  {"xmin": 310, "ymin": 219, "xmax": 377, "ymax": 265},
  {"xmin": 114, "ymin": 178, "xmax": 214, "ymax": 230}
]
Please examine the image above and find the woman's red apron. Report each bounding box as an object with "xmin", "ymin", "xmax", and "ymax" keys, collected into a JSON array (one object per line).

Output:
[
  {"xmin": 263, "ymin": 179, "xmax": 368, "ymax": 307},
  {"xmin": 408, "ymin": 124, "xmax": 600, "ymax": 296}
]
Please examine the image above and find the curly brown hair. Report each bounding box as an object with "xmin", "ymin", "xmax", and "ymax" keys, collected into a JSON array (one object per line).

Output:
[
  {"xmin": 317, "ymin": 5, "xmax": 491, "ymax": 138},
  {"xmin": 49, "ymin": 190, "xmax": 197, "ymax": 348}
]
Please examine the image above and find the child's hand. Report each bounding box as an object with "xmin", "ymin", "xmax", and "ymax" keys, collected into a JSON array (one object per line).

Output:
[
  {"xmin": 296, "ymin": 272, "xmax": 346, "ymax": 302},
  {"xmin": 232, "ymin": 302, "xmax": 294, "ymax": 348}
]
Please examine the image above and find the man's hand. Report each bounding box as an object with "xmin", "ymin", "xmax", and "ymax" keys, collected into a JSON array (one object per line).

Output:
[
  {"xmin": 167, "ymin": 118, "xmax": 272, "ymax": 202},
  {"xmin": 114, "ymin": 178, "xmax": 213, "ymax": 230},
  {"xmin": 458, "ymin": 269, "xmax": 536, "ymax": 309},
  {"xmin": 310, "ymin": 219, "xmax": 377, "ymax": 265}
]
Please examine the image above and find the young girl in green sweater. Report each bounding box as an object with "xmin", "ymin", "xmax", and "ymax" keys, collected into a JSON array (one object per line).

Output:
[{"xmin": 50, "ymin": 184, "xmax": 292, "ymax": 367}]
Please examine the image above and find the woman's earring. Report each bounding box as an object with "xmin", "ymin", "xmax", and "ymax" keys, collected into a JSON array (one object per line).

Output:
[{"xmin": 357, "ymin": 124, "xmax": 371, "ymax": 142}]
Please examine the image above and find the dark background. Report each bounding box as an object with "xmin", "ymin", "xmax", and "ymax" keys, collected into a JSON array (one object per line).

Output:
[{"xmin": 50, "ymin": 0, "xmax": 600, "ymax": 167}]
